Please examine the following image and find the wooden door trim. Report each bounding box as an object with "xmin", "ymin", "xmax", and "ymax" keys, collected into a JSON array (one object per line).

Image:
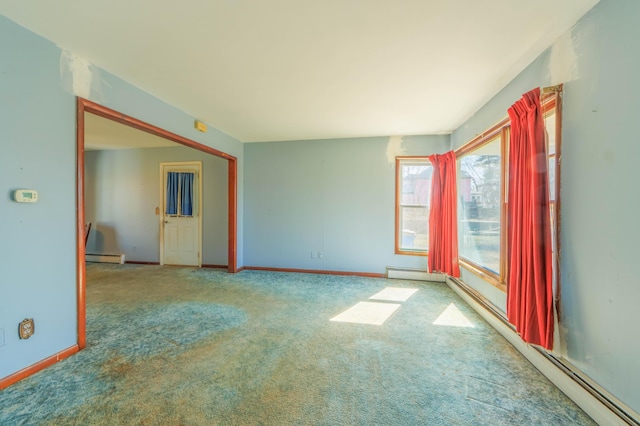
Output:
[{"xmin": 76, "ymin": 97, "xmax": 239, "ymax": 352}]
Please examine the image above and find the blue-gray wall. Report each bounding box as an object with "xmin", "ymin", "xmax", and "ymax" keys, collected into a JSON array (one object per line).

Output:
[
  {"xmin": 85, "ymin": 146, "xmax": 228, "ymax": 265},
  {"xmin": 0, "ymin": 15, "xmax": 77, "ymax": 378},
  {"xmin": 244, "ymin": 135, "xmax": 449, "ymax": 273},
  {"xmin": 451, "ymin": 0, "xmax": 640, "ymax": 413},
  {"xmin": 0, "ymin": 15, "xmax": 244, "ymax": 380}
]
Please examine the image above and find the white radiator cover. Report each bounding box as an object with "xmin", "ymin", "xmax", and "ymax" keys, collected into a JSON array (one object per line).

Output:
[
  {"xmin": 85, "ymin": 254, "xmax": 125, "ymax": 264},
  {"xmin": 386, "ymin": 267, "xmax": 445, "ymax": 282}
]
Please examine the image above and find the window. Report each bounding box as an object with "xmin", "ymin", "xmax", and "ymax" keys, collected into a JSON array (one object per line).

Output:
[
  {"xmin": 165, "ymin": 171, "xmax": 196, "ymax": 217},
  {"xmin": 395, "ymin": 157, "xmax": 432, "ymax": 254},
  {"xmin": 458, "ymin": 133, "xmax": 503, "ymax": 276},
  {"xmin": 454, "ymin": 88, "xmax": 561, "ymax": 291}
]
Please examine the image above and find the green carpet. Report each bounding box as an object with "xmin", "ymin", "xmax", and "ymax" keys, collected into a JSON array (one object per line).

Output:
[{"xmin": 0, "ymin": 264, "xmax": 595, "ymax": 425}]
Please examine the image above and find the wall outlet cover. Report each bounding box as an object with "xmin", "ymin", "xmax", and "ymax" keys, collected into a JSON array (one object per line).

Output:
[{"xmin": 19, "ymin": 318, "xmax": 35, "ymax": 339}]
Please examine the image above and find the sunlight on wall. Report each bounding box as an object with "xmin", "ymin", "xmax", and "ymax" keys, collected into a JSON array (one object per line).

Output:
[
  {"xmin": 433, "ymin": 303, "xmax": 475, "ymax": 328},
  {"xmin": 330, "ymin": 301, "xmax": 401, "ymax": 325}
]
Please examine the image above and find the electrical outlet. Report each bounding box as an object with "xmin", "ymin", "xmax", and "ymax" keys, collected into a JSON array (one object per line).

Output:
[
  {"xmin": 19, "ymin": 318, "xmax": 34, "ymax": 339},
  {"xmin": 311, "ymin": 251, "xmax": 316, "ymax": 259},
  {"xmin": 318, "ymin": 251, "xmax": 324, "ymax": 259}
]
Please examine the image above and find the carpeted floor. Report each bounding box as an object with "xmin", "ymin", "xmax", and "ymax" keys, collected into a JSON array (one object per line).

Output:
[{"xmin": 1, "ymin": 264, "xmax": 596, "ymax": 425}]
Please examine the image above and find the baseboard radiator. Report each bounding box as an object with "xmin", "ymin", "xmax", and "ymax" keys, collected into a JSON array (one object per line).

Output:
[
  {"xmin": 85, "ymin": 253, "xmax": 125, "ymax": 264},
  {"xmin": 446, "ymin": 276, "xmax": 639, "ymax": 426},
  {"xmin": 386, "ymin": 267, "xmax": 446, "ymax": 282}
]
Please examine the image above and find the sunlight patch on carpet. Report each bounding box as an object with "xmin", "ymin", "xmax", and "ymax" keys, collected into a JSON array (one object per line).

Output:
[
  {"xmin": 433, "ymin": 303, "xmax": 475, "ymax": 328},
  {"xmin": 330, "ymin": 302, "xmax": 401, "ymax": 325},
  {"xmin": 369, "ymin": 287, "xmax": 418, "ymax": 302}
]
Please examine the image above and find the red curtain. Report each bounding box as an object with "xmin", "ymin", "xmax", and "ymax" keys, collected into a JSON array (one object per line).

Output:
[
  {"xmin": 506, "ymin": 88, "xmax": 554, "ymax": 350},
  {"xmin": 427, "ymin": 151, "xmax": 460, "ymax": 277}
]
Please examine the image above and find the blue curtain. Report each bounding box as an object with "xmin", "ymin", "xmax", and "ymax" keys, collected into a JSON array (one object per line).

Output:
[
  {"xmin": 180, "ymin": 172, "xmax": 194, "ymax": 216},
  {"xmin": 165, "ymin": 172, "xmax": 179, "ymax": 215}
]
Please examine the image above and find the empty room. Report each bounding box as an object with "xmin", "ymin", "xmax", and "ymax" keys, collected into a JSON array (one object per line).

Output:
[{"xmin": 1, "ymin": 0, "xmax": 639, "ymax": 424}]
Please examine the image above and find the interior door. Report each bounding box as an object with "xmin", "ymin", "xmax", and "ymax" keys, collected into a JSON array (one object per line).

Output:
[{"xmin": 161, "ymin": 162, "xmax": 202, "ymax": 266}]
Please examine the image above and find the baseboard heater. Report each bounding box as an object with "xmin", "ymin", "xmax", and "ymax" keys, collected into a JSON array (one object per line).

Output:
[
  {"xmin": 446, "ymin": 276, "xmax": 639, "ymax": 426},
  {"xmin": 386, "ymin": 267, "xmax": 446, "ymax": 282},
  {"xmin": 85, "ymin": 253, "xmax": 125, "ymax": 264}
]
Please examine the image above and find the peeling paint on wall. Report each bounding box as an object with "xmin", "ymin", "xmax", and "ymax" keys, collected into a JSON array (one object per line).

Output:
[
  {"xmin": 59, "ymin": 50, "xmax": 105, "ymax": 100},
  {"xmin": 386, "ymin": 135, "xmax": 406, "ymax": 164},
  {"xmin": 548, "ymin": 31, "xmax": 579, "ymax": 85}
]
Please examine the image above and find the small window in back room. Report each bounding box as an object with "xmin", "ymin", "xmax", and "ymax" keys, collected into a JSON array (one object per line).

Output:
[
  {"xmin": 395, "ymin": 157, "xmax": 432, "ymax": 255},
  {"xmin": 165, "ymin": 171, "xmax": 195, "ymax": 217}
]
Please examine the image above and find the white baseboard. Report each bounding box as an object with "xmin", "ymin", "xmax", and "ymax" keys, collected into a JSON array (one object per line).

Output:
[
  {"xmin": 85, "ymin": 253, "xmax": 125, "ymax": 264},
  {"xmin": 445, "ymin": 277, "xmax": 635, "ymax": 426},
  {"xmin": 386, "ymin": 267, "xmax": 446, "ymax": 282}
]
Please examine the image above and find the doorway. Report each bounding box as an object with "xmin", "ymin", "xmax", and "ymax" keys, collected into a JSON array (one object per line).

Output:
[{"xmin": 76, "ymin": 97, "xmax": 238, "ymax": 349}]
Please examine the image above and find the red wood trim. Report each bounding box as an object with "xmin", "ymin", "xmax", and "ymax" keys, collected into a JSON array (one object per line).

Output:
[
  {"xmin": 500, "ymin": 126, "xmax": 509, "ymax": 283},
  {"xmin": 395, "ymin": 157, "xmax": 401, "ymax": 254},
  {"xmin": 395, "ymin": 156, "xmax": 430, "ymax": 256},
  {"xmin": 396, "ymin": 250, "xmax": 428, "ymax": 257},
  {"xmin": 236, "ymin": 266, "xmax": 246, "ymax": 272},
  {"xmin": 454, "ymin": 117, "xmax": 509, "ymax": 158},
  {"xmin": 125, "ymin": 261, "xmax": 160, "ymax": 265},
  {"xmin": 459, "ymin": 260, "xmax": 506, "ymax": 292},
  {"xmin": 244, "ymin": 266, "xmax": 385, "ymax": 279},
  {"xmin": 202, "ymin": 264, "xmax": 228, "ymax": 269},
  {"xmin": 550, "ymin": 90, "xmax": 563, "ymax": 316},
  {"xmin": 228, "ymin": 158, "xmax": 238, "ymax": 273},
  {"xmin": 0, "ymin": 345, "xmax": 79, "ymax": 390},
  {"xmin": 77, "ymin": 98, "xmax": 239, "ymax": 275},
  {"xmin": 73, "ymin": 97, "xmax": 240, "ymax": 389},
  {"xmin": 76, "ymin": 98, "xmax": 87, "ymax": 350},
  {"xmin": 79, "ymin": 99, "xmax": 236, "ymax": 161}
]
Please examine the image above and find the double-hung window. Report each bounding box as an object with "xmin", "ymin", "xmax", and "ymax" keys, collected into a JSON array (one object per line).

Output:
[{"xmin": 395, "ymin": 157, "xmax": 432, "ymax": 255}]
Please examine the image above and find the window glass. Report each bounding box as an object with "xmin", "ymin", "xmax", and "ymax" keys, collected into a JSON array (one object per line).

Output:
[
  {"xmin": 397, "ymin": 159, "xmax": 432, "ymax": 252},
  {"xmin": 545, "ymin": 109, "xmax": 558, "ymax": 289},
  {"xmin": 545, "ymin": 111, "xmax": 556, "ymax": 202},
  {"xmin": 458, "ymin": 135, "xmax": 501, "ymax": 274}
]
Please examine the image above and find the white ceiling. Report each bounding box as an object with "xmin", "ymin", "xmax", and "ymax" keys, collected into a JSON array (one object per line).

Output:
[{"xmin": 1, "ymin": 1, "xmax": 598, "ymax": 143}]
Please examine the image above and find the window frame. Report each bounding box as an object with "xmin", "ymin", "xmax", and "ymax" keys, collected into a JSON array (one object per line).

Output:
[
  {"xmin": 454, "ymin": 88, "xmax": 562, "ymax": 292},
  {"xmin": 542, "ymin": 93, "xmax": 562, "ymax": 302},
  {"xmin": 455, "ymin": 122, "xmax": 509, "ymax": 290},
  {"xmin": 395, "ymin": 156, "xmax": 432, "ymax": 256}
]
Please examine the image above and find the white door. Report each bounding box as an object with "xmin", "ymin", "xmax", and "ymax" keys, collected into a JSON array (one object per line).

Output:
[{"xmin": 160, "ymin": 162, "xmax": 202, "ymax": 266}]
